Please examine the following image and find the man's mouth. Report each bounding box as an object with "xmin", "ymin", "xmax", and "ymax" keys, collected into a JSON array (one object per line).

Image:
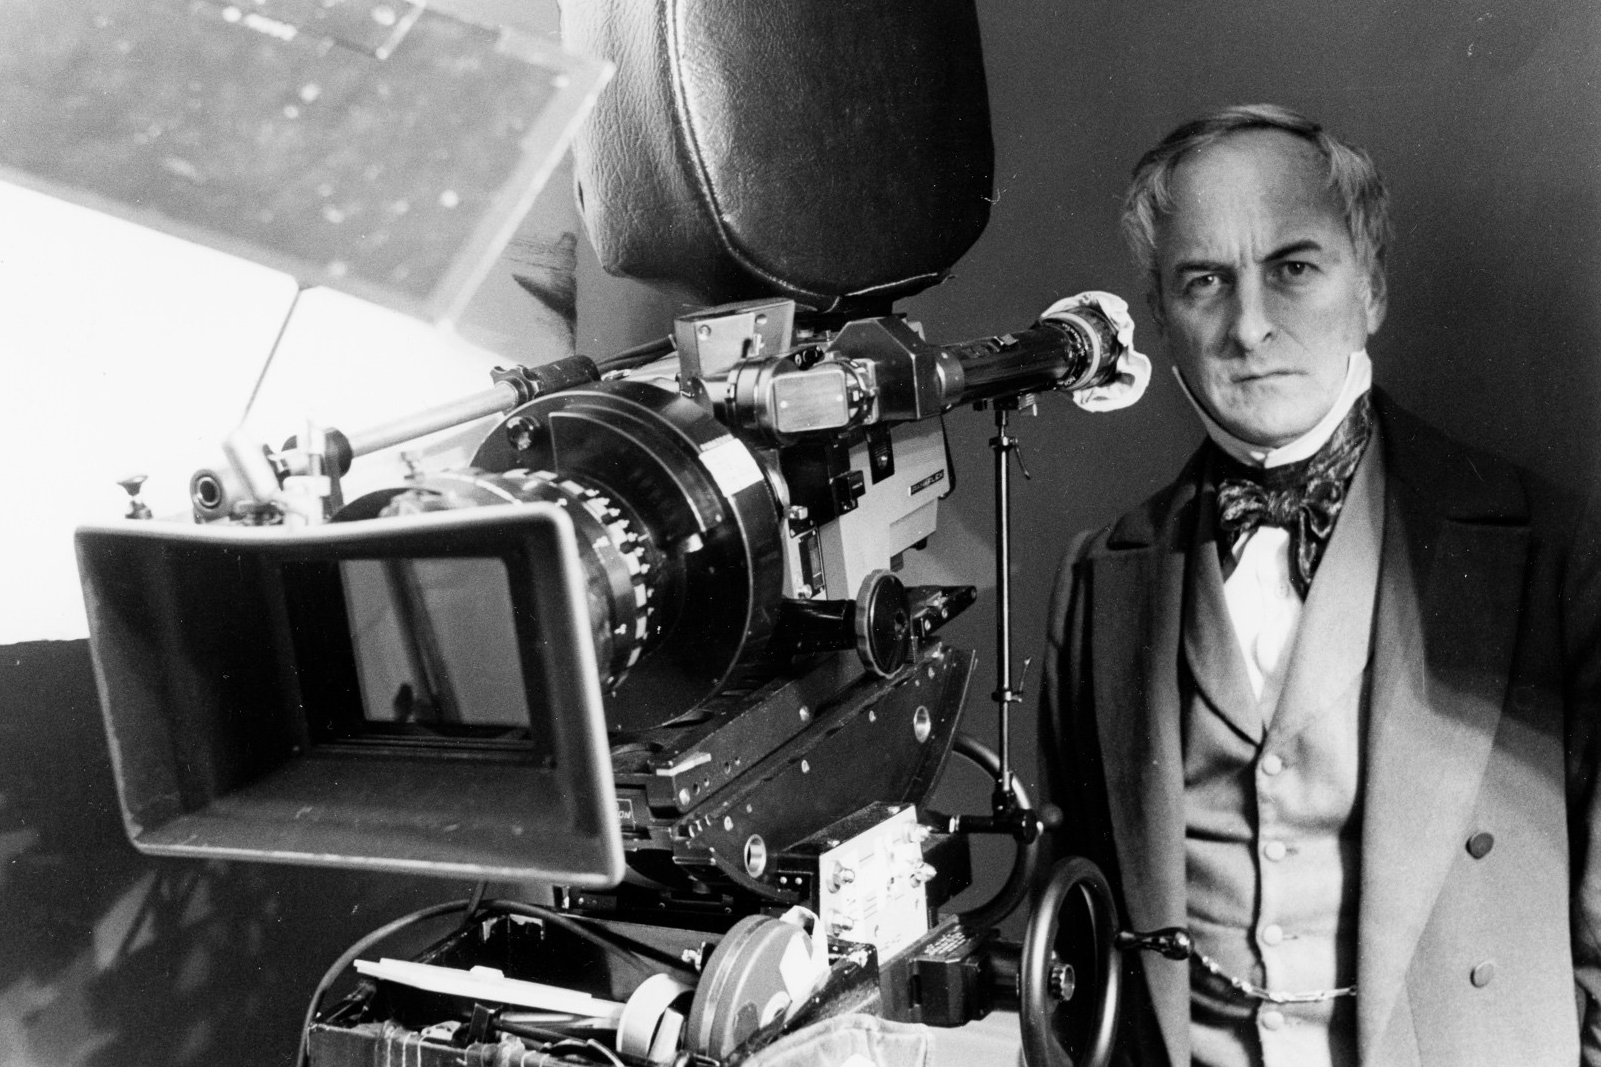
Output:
[{"xmin": 1232, "ymin": 368, "xmax": 1297, "ymax": 384}]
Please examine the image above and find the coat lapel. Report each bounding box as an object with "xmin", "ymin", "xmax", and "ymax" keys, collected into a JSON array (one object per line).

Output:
[
  {"xmin": 1087, "ymin": 456, "xmax": 1200, "ymax": 1067},
  {"xmin": 1356, "ymin": 396, "xmax": 1532, "ymax": 1060},
  {"xmin": 1265, "ymin": 430, "xmax": 1384, "ymax": 748},
  {"xmin": 1183, "ymin": 478, "xmax": 1264, "ymax": 743}
]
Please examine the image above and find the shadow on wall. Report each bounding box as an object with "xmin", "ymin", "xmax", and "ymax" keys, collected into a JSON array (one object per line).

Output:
[{"xmin": 0, "ymin": 641, "xmax": 454, "ymax": 1067}]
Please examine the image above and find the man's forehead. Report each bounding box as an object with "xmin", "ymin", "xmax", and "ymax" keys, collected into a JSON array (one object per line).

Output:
[{"xmin": 1155, "ymin": 130, "xmax": 1347, "ymax": 261}]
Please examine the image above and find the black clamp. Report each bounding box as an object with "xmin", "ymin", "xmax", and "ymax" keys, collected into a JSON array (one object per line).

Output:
[
  {"xmin": 1114, "ymin": 927, "xmax": 1193, "ymax": 961},
  {"xmin": 491, "ymin": 354, "xmax": 601, "ymax": 405},
  {"xmin": 950, "ymin": 801, "xmax": 1054, "ymax": 844}
]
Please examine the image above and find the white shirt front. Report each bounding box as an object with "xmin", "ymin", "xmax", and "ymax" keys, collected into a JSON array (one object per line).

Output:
[
  {"xmin": 1174, "ymin": 352, "xmax": 1373, "ymax": 706},
  {"xmin": 1224, "ymin": 526, "xmax": 1300, "ymax": 705}
]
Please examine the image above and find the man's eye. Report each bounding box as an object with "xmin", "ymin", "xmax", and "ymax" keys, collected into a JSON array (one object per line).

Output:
[
  {"xmin": 1183, "ymin": 273, "xmax": 1222, "ymax": 295},
  {"xmin": 1276, "ymin": 261, "xmax": 1315, "ymax": 281}
]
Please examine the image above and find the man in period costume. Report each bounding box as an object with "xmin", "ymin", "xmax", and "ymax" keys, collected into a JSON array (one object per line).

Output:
[{"xmin": 1039, "ymin": 103, "xmax": 1601, "ymax": 1066}]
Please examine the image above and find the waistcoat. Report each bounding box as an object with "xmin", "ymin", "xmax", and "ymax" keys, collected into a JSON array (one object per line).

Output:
[{"xmin": 1181, "ymin": 434, "xmax": 1385, "ymax": 1067}]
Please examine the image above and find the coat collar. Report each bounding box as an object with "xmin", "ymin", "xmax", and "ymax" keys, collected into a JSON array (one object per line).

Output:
[
  {"xmin": 1081, "ymin": 389, "xmax": 1532, "ymax": 1067},
  {"xmin": 1094, "ymin": 390, "xmax": 1531, "ymax": 556},
  {"xmin": 1100, "ymin": 447, "xmax": 1202, "ymax": 554}
]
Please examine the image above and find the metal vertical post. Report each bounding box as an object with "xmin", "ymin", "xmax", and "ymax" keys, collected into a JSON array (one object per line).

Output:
[{"xmin": 991, "ymin": 402, "xmax": 1017, "ymax": 806}]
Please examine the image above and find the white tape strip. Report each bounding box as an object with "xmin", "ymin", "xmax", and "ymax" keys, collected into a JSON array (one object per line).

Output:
[
  {"xmin": 618, "ymin": 973, "xmax": 693, "ymax": 1064},
  {"xmin": 353, "ymin": 959, "xmax": 624, "ymax": 1020},
  {"xmin": 649, "ymin": 1008, "xmax": 686, "ymax": 1064},
  {"xmin": 776, "ymin": 906, "xmax": 831, "ymax": 1021},
  {"xmin": 699, "ymin": 434, "xmax": 765, "ymax": 496}
]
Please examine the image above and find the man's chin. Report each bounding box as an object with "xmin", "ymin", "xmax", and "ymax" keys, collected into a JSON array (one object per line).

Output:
[
  {"xmin": 1215, "ymin": 408, "xmax": 1321, "ymax": 449},
  {"xmin": 1211, "ymin": 384, "xmax": 1338, "ymax": 448}
]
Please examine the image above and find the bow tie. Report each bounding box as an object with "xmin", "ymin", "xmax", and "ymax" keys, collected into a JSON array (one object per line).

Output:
[{"xmin": 1214, "ymin": 397, "xmax": 1373, "ymax": 597}]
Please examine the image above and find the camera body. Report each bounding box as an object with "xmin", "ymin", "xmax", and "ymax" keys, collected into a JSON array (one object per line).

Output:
[{"xmin": 76, "ymin": 293, "xmax": 1129, "ymax": 1063}]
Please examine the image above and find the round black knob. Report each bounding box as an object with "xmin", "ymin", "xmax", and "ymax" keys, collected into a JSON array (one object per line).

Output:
[{"xmin": 854, "ymin": 570, "xmax": 911, "ymax": 676}]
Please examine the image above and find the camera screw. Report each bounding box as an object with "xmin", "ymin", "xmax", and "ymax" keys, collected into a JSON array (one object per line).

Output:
[
  {"xmin": 504, "ymin": 415, "xmax": 541, "ymax": 452},
  {"xmin": 117, "ymin": 474, "xmax": 153, "ymax": 520}
]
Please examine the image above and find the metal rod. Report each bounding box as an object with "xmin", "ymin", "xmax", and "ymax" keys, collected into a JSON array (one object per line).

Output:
[
  {"xmin": 344, "ymin": 381, "xmax": 522, "ymax": 458},
  {"xmin": 992, "ymin": 404, "xmax": 1016, "ymax": 803}
]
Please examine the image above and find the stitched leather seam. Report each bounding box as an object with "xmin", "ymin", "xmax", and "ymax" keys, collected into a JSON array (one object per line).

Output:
[{"xmin": 662, "ymin": 0, "xmax": 946, "ymax": 309}]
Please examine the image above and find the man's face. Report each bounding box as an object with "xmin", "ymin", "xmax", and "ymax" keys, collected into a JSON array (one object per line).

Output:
[{"xmin": 1151, "ymin": 130, "xmax": 1386, "ymax": 448}]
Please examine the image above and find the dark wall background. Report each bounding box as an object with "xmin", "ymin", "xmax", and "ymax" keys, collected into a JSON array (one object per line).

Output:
[{"xmin": 2, "ymin": 0, "xmax": 1597, "ymax": 1061}]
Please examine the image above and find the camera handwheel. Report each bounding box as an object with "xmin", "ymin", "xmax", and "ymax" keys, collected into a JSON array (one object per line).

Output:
[{"xmin": 1019, "ymin": 856, "xmax": 1121, "ymax": 1067}]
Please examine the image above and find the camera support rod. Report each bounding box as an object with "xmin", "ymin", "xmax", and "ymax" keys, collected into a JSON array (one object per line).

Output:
[
  {"xmin": 947, "ymin": 395, "xmax": 1051, "ymax": 847},
  {"xmin": 942, "ymin": 395, "xmax": 1051, "ymax": 934},
  {"xmin": 991, "ymin": 399, "xmax": 1023, "ymax": 807}
]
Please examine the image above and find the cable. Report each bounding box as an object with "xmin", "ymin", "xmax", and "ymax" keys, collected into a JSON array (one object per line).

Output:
[
  {"xmin": 297, "ymin": 898, "xmax": 471, "ymax": 1067},
  {"xmin": 241, "ymin": 283, "xmax": 305, "ymax": 421},
  {"xmin": 547, "ymin": 1038, "xmax": 625, "ymax": 1066},
  {"xmin": 478, "ymin": 899, "xmax": 698, "ymax": 980},
  {"xmin": 940, "ymin": 412, "xmax": 958, "ymax": 498},
  {"xmin": 950, "ymin": 732, "xmax": 1040, "ymax": 934},
  {"xmin": 595, "ymin": 336, "xmax": 674, "ymax": 374}
]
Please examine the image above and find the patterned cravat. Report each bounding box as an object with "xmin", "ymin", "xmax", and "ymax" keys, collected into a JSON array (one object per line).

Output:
[{"xmin": 1215, "ymin": 396, "xmax": 1374, "ymax": 597}]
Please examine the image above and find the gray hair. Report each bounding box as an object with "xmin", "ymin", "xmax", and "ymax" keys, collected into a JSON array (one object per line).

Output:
[{"xmin": 1120, "ymin": 104, "xmax": 1391, "ymax": 283}]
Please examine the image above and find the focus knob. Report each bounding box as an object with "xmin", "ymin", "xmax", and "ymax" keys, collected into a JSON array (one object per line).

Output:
[{"xmin": 854, "ymin": 570, "xmax": 911, "ymax": 677}]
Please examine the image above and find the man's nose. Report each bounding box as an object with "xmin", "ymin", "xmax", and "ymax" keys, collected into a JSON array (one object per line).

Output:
[{"xmin": 1228, "ymin": 278, "xmax": 1274, "ymax": 351}]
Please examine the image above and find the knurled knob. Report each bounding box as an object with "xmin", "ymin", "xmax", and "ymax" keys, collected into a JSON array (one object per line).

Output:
[{"xmin": 1047, "ymin": 962, "xmax": 1076, "ymax": 1003}]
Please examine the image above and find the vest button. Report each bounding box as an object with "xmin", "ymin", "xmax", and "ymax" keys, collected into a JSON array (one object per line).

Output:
[
  {"xmin": 1467, "ymin": 832, "xmax": 1495, "ymax": 859},
  {"xmin": 1261, "ymin": 923, "xmax": 1284, "ymax": 946},
  {"xmin": 1471, "ymin": 960, "xmax": 1496, "ymax": 987},
  {"xmin": 1260, "ymin": 1009, "xmax": 1286, "ymax": 1031},
  {"xmin": 1261, "ymin": 753, "xmax": 1284, "ymax": 776},
  {"xmin": 1263, "ymin": 840, "xmax": 1288, "ymax": 861}
]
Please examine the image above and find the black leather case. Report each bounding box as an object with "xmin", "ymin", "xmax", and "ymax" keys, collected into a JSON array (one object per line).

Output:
[{"xmin": 566, "ymin": 0, "xmax": 994, "ymax": 313}]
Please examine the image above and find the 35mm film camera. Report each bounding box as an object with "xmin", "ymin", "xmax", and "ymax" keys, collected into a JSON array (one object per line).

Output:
[
  {"xmin": 78, "ymin": 294, "xmax": 1140, "ymax": 1067},
  {"xmin": 44, "ymin": 0, "xmax": 1176, "ymax": 1061}
]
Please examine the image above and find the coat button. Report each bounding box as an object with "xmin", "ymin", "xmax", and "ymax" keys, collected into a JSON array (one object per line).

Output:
[
  {"xmin": 1467, "ymin": 832, "xmax": 1495, "ymax": 859},
  {"xmin": 1263, "ymin": 840, "xmax": 1288, "ymax": 861},
  {"xmin": 1471, "ymin": 960, "xmax": 1496, "ymax": 987},
  {"xmin": 1261, "ymin": 753, "xmax": 1284, "ymax": 776},
  {"xmin": 1260, "ymin": 1009, "xmax": 1285, "ymax": 1031},
  {"xmin": 1261, "ymin": 924, "xmax": 1284, "ymax": 946}
]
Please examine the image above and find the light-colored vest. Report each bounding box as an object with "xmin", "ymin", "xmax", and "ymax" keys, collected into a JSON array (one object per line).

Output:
[{"xmin": 1181, "ymin": 436, "xmax": 1385, "ymax": 1067}]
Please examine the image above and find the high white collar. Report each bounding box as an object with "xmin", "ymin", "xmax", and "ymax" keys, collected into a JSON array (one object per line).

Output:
[{"xmin": 1173, "ymin": 351, "xmax": 1373, "ymax": 469}]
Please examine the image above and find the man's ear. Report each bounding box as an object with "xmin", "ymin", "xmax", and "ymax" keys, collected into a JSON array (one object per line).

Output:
[
  {"xmin": 1146, "ymin": 277, "xmax": 1168, "ymax": 335},
  {"xmin": 1365, "ymin": 265, "xmax": 1388, "ymax": 334}
]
